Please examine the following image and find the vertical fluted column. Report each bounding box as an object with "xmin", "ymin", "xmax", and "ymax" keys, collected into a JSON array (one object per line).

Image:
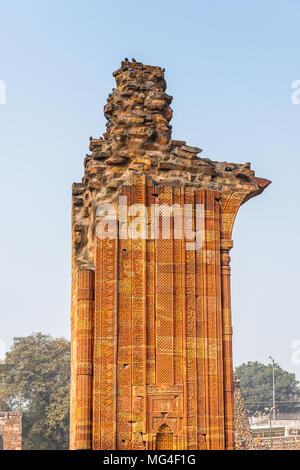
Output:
[
  {"xmin": 220, "ymin": 239, "xmax": 235, "ymax": 450},
  {"xmin": 75, "ymin": 269, "xmax": 94, "ymax": 449}
]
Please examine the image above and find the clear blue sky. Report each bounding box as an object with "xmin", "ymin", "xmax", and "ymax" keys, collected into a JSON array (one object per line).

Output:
[{"xmin": 0, "ymin": 0, "xmax": 300, "ymax": 379}]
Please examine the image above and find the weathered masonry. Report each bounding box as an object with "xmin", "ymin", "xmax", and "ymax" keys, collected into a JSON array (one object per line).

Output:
[
  {"xmin": 0, "ymin": 412, "xmax": 22, "ymax": 450},
  {"xmin": 70, "ymin": 60, "xmax": 270, "ymax": 450}
]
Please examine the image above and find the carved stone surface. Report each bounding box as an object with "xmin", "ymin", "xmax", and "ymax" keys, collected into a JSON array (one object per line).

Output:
[
  {"xmin": 0, "ymin": 412, "xmax": 22, "ymax": 450},
  {"xmin": 70, "ymin": 61, "xmax": 270, "ymax": 450}
]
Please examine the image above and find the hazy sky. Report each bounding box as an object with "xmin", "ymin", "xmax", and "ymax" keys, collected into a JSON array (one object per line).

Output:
[{"xmin": 0, "ymin": 0, "xmax": 300, "ymax": 379}]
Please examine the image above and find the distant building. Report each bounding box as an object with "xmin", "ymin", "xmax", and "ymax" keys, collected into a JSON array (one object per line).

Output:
[
  {"xmin": 250, "ymin": 413, "xmax": 300, "ymax": 439},
  {"xmin": 0, "ymin": 412, "xmax": 22, "ymax": 450}
]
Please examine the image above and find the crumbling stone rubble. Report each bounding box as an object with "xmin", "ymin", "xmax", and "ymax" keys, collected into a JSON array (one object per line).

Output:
[
  {"xmin": 72, "ymin": 60, "xmax": 268, "ymax": 269},
  {"xmin": 234, "ymin": 377, "xmax": 257, "ymax": 449}
]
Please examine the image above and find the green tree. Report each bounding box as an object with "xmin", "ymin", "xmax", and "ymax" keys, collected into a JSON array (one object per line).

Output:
[
  {"xmin": 235, "ymin": 361, "xmax": 299, "ymax": 415},
  {"xmin": 0, "ymin": 333, "xmax": 70, "ymax": 449}
]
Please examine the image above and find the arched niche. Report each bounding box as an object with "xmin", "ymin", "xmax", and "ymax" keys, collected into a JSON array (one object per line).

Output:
[{"xmin": 156, "ymin": 424, "xmax": 174, "ymax": 450}]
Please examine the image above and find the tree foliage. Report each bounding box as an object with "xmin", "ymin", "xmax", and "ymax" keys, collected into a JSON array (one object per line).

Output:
[
  {"xmin": 235, "ymin": 361, "xmax": 299, "ymax": 415},
  {"xmin": 0, "ymin": 333, "xmax": 70, "ymax": 449}
]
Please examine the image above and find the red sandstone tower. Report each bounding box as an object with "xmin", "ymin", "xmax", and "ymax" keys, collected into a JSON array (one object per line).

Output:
[{"xmin": 70, "ymin": 60, "xmax": 270, "ymax": 450}]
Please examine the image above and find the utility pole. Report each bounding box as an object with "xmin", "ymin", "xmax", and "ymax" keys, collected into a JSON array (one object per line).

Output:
[
  {"xmin": 268, "ymin": 356, "xmax": 276, "ymax": 420},
  {"xmin": 265, "ymin": 406, "xmax": 275, "ymax": 448}
]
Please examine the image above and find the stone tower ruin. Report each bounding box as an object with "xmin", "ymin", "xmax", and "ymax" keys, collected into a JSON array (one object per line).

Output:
[{"xmin": 70, "ymin": 60, "xmax": 270, "ymax": 450}]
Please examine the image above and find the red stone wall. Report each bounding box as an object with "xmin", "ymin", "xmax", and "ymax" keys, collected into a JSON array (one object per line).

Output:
[
  {"xmin": 73, "ymin": 175, "xmax": 246, "ymax": 449},
  {"xmin": 0, "ymin": 412, "xmax": 22, "ymax": 450}
]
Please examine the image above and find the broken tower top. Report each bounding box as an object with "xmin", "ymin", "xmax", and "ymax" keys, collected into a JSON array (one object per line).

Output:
[{"xmin": 75, "ymin": 59, "xmax": 270, "ymax": 203}]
